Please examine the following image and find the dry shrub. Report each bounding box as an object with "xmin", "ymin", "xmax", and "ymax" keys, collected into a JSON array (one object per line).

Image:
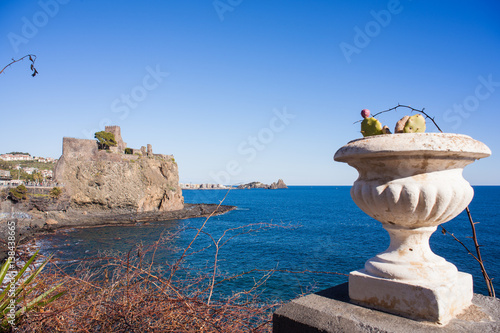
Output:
[
  {"xmin": 12, "ymin": 230, "xmax": 281, "ymax": 333},
  {"xmin": 8, "ymin": 196, "xmax": 300, "ymax": 332}
]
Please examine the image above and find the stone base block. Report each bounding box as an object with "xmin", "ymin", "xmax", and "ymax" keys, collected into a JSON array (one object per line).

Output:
[
  {"xmin": 348, "ymin": 269, "xmax": 473, "ymax": 325},
  {"xmin": 273, "ymin": 283, "xmax": 499, "ymax": 333}
]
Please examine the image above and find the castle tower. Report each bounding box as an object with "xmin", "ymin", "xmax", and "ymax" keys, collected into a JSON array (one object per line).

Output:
[{"xmin": 105, "ymin": 126, "xmax": 127, "ymax": 151}]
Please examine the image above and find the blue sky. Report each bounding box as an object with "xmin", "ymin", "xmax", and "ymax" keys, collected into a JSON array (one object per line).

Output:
[{"xmin": 1, "ymin": 0, "xmax": 499, "ymax": 185}]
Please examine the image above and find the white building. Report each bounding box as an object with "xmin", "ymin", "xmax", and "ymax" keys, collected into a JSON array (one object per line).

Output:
[
  {"xmin": 40, "ymin": 169, "xmax": 53, "ymax": 178},
  {"xmin": 23, "ymin": 167, "xmax": 37, "ymax": 175},
  {"xmin": 0, "ymin": 154, "xmax": 33, "ymax": 161}
]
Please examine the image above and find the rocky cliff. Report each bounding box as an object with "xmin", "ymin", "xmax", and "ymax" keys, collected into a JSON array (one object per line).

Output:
[{"xmin": 54, "ymin": 138, "xmax": 184, "ymax": 212}]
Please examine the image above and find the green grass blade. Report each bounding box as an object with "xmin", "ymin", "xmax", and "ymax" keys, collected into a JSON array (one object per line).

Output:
[
  {"xmin": 13, "ymin": 253, "xmax": 52, "ymax": 295},
  {"xmin": 16, "ymin": 282, "xmax": 65, "ymax": 316},
  {"xmin": 0, "ymin": 258, "xmax": 11, "ymax": 285},
  {"xmin": 0, "ymin": 258, "xmax": 13, "ymax": 302}
]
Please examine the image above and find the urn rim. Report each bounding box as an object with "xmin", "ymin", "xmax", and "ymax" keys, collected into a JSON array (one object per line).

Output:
[{"xmin": 334, "ymin": 133, "xmax": 491, "ymax": 163}]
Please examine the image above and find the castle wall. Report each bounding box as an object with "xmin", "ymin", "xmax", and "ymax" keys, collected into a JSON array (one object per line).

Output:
[{"xmin": 62, "ymin": 137, "xmax": 98, "ymax": 160}]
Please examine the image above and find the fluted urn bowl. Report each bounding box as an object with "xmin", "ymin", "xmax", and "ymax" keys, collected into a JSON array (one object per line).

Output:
[
  {"xmin": 334, "ymin": 133, "xmax": 491, "ymax": 324},
  {"xmin": 334, "ymin": 133, "xmax": 491, "ymax": 229}
]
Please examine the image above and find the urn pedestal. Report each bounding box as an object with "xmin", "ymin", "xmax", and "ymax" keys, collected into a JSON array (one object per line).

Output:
[{"xmin": 334, "ymin": 133, "xmax": 491, "ymax": 325}]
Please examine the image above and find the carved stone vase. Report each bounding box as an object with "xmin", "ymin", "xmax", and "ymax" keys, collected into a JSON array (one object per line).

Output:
[{"xmin": 334, "ymin": 133, "xmax": 491, "ymax": 325}]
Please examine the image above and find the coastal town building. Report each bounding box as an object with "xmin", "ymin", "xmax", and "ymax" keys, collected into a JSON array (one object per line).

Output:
[
  {"xmin": 35, "ymin": 157, "xmax": 57, "ymax": 163},
  {"xmin": 180, "ymin": 183, "xmax": 230, "ymax": 189},
  {"xmin": 0, "ymin": 152, "xmax": 56, "ymax": 185},
  {"xmin": 0, "ymin": 179, "xmax": 23, "ymax": 187},
  {"xmin": 0, "ymin": 154, "xmax": 57, "ymax": 163},
  {"xmin": 23, "ymin": 167, "xmax": 37, "ymax": 175},
  {"xmin": 0, "ymin": 170, "xmax": 11, "ymax": 180},
  {"xmin": 0, "ymin": 153, "xmax": 32, "ymax": 161},
  {"xmin": 40, "ymin": 170, "xmax": 54, "ymax": 179}
]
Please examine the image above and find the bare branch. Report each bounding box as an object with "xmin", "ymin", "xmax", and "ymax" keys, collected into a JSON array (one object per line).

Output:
[
  {"xmin": 441, "ymin": 207, "xmax": 495, "ymax": 297},
  {"xmin": 168, "ymin": 189, "xmax": 231, "ymax": 282},
  {"xmin": 353, "ymin": 104, "xmax": 444, "ymax": 133},
  {"xmin": 0, "ymin": 54, "xmax": 38, "ymax": 77},
  {"xmin": 466, "ymin": 207, "xmax": 495, "ymax": 297}
]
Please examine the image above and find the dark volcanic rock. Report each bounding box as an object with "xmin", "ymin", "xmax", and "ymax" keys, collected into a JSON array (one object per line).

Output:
[
  {"xmin": 269, "ymin": 179, "xmax": 288, "ymax": 189},
  {"xmin": 27, "ymin": 196, "xmax": 70, "ymax": 212},
  {"xmin": 238, "ymin": 179, "xmax": 288, "ymax": 189},
  {"xmin": 0, "ymin": 203, "xmax": 236, "ymax": 260},
  {"xmin": 237, "ymin": 182, "xmax": 269, "ymax": 189}
]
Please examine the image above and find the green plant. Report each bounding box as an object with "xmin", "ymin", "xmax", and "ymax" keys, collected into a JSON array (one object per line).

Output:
[
  {"xmin": 6, "ymin": 152, "xmax": 29, "ymax": 156},
  {"xmin": 9, "ymin": 170, "xmax": 26, "ymax": 181},
  {"xmin": 356, "ymin": 104, "xmax": 442, "ymax": 134},
  {"xmin": 0, "ymin": 251, "xmax": 65, "ymax": 329},
  {"xmin": 49, "ymin": 187, "xmax": 62, "ymax": 199},
  {"xmin": 360, "ymin": 117, "xmax": 383, "ymax": 137},
  {"xmin": 9, "ymin": 185, "xmax": 28, "ymax": 201},
  {"xmin": 31, "ymin": 171, "xmax": 43, "ymax": 183},
  {"xmin": 124, "ymin": 148, "xmax": 133, "ymax": 154},
  {"xmin": 94, "ymin": 131, "xmax": 117, "ymax": 150},
  {"xmin": 403, "ymin": 114, "xmax": 426, "ymax": 133}
]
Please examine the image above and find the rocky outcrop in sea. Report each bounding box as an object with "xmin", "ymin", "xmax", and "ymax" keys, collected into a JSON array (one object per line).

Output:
[{"xmin": 237, "ymin": 179, "xmax": 288, "ymax": 189}]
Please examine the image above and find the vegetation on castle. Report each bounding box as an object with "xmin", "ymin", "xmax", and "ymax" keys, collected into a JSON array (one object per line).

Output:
[{"xmin": 94, "ymin": 131, "xmax": 117, "ymax": 150}]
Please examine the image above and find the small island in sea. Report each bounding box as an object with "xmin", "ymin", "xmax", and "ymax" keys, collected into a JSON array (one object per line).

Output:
[{"xmin": 237, "ymin": 179, "xmax": 288, "ymax": 189}]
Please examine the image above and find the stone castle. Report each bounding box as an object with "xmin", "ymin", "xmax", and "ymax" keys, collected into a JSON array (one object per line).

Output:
[
  {"xmin": 58, "ymin": 126, "xmax": 172, "ymax": 163},
  {"xmin": 54, "ymin": 126, "xmax": 183, "ymax": 212},
  {"xmin": 104, "ymin": 125, "xmax": 127, "ymax": 151}
]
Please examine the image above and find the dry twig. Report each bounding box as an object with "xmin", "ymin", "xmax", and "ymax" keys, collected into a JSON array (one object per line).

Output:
[
  {"xmin": 0, "ymin": 54, "xmax": 38, "ymax": 77},
  {"xmin": 353, "ymin": 103, "xmax": 443, "ymax": 132}
]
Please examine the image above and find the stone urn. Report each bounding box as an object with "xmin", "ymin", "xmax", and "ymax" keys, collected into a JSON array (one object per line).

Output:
[{"xmin": 334, "ymin": 133, "xmax": 491, "ymax": 325}]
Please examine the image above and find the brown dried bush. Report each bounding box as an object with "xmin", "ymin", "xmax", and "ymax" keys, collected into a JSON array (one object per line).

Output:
[{"xmin": 12, "ymin": 231, "xmax": 280, "ymax": 332}]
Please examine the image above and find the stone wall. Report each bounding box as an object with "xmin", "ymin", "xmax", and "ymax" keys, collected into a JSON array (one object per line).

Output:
[{"xmin": 61, "ymin": 137, "xmax": 97, "ymax": 160}]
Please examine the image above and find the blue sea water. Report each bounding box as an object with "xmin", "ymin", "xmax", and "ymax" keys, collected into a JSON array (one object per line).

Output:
[{"xmin": 36, "ymin": 186, "xmax": 499, "ymax": 301}]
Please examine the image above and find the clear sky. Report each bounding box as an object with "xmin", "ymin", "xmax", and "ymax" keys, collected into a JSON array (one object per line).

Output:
[{"xmin": 1, "ymin": 0, "xmax": 499, "ymax": 185}]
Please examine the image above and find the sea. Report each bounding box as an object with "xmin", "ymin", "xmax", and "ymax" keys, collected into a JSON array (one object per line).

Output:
[{"xmin": 36, "ymin": 186, "xmax": 499, "ymax": 302}]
